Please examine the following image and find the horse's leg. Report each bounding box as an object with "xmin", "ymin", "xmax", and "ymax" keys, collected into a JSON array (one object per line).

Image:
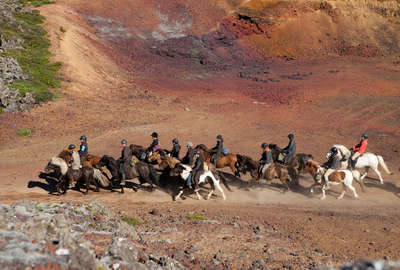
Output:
[
  {"xmin": 195, "ymin": 189, "xmax": 203, "ymax": 200},
  {"xmin": 337, "ymin": 183, "xmax": 346, "ymax": 199},
  {"xmin": 371, "ymin": 167, "xmax": 384, "ymax": 184},
  {"xmin": 347, "ymin": 182, "xmax": 359, "ymax": 199},
  {"xmin": 361, "ymin": 167, "xmax": 369, "ymax": 180},
  {"xmin": 214, "ymin": 178, "xmax": 226, "ymax": 200},
  {"xmin": 206, "ymin": 178, "xmax": 215, "ymax": 200},
  {"xmin": 320, "ymin": 184, "xmax": 327, "ymax": 200},
  {"xmin": 176, "ymin": 190, "xmax": 184, "ymax": 200}
]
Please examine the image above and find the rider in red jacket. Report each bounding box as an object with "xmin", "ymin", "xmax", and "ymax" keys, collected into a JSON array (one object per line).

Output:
[{"xmin": 350, "ymin": 133, "xmax": 368, "ymax": 168}]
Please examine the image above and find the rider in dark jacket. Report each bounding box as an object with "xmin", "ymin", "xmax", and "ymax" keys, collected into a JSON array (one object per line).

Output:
[
  {"xmin": 283, "ymin": 133, "xmax": 296, "ymax": 165},
  {"xmin": 119, "ymin": 139, "xmax": 132, "ymax": 185},
  {"xmin": 147, "ymin": 132, "xmax": 159, "ymax": 152},
  {"xmin": 189, "ymin": 150, "xmax": 204, "ymax": 190},
  {"xmin": 323, "ymin": 147, "xmax": 340, "ymax": 182},
  {"xmin": 169, "ymin": 138, "xmax": 181, "ymax": 159},
  {"xmin": 182, "ymin": 142, "xmax": 195, "ymax": 165},
  {"xmin": 78, "ymin": 135, "xmax": 88, "ymax": 162},
  {"xmin": 210, "ymin": 135, "xmax": 223, "ymax": 166},
  {"xmin": 258, "ymin": 143, "xmax": 273, "ymax": 180}
]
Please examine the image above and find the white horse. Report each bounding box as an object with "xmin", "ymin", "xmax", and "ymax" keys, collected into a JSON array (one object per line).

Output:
[
  {"xmin": 327, "ymin": 145, "xmax": 393, "ymax": 184},
  {"xmin": 175, "ymin": 164, "xmax": 226, "ymax": 201}
]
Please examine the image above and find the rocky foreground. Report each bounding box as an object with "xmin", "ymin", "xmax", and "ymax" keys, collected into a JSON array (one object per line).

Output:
[{"xmin": 0, "ymin": 200, "xmax": 398, "ymax": 270}]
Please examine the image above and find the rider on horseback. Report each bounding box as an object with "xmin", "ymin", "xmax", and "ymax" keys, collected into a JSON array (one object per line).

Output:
[
  {"xmin": 210, "ymin": 135, "xmax": 223, "ymax": 166},
  {"xmin": 187, "ymin": 150, "xmax": 204, "ymax": 190},
  {"xmin": 323, "ymin": 147, "xmax": 340, "ymax": 182},
  {"xmin": 350, "ymin": 133, "xmax": 368, "ymax": 169},
  {"xmin": 258, "ymin": 143, "xmax": 273, "ymax": 180},
  {"xmin": 182, "ymin": 142, "xmax": 195, "ymax": 165},
  {"xmin": 68, "ymin": 144, "xmax": 82, "ymax": 170},
  {"xmin": 119, "ymin": 139, "xmax": 132, "ymax": 186},
  {"xmin": 283, "ymin": 133, "xmax": 296, "ymax": 165},
  {"xmin": 78, "ymin": 135, "xmax": 88, "ymax": 162},
  {"xmin": 168, "ymin": 138, "xmax": 181, "ymax": 159}
]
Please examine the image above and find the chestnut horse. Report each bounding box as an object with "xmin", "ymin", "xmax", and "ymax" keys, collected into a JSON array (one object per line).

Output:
[
  {"xmin": 262, "ymin": 163, "xmax": 296, "ymax": 192},
  {"xmin": 57, "ymin": 150, "xmax": 101, "ymax": 167},
  {"xmin": 194, "ymin": 144, "xmax": 239, "ymax": 177}
]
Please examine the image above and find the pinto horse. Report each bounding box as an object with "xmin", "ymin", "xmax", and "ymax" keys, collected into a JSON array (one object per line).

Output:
[
  {"xmin": 194, "ymin": 144, "xmax": 240, "ymax": 177},
  {"xmin": 327, "ymin": 144, "xmax": 393, "ymax": 184},
  {"xmin": 304, "ymin": 160, "xmax": 362, "ymax": 200}
]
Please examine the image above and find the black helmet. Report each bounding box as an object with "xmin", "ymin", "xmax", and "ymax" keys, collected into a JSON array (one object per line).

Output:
[
  {"xmin": 194, "ymin": 150, "xmax": 200, "ymax": 155},
  {"xmin": 121, "ymin": 139, "xmax": 127, "ymax": 145},
  {"xmin": 216, "ymin": 135, "xmax": 222, "ymax": 140},
  {"xmin": 68, "ymin": 144, "xmax": 76, "ymax": 150},
  {"xmin": 362, "ymin": 133, "xmax": 368, "ymax": 139},
  {"xmin": 80, "ymin": 135, "xmax": 87, "ymax": 141},
  {"xmin": 261, "ymin": 142, "xmax": 268, "ymax": 148},
  {"xmin": 151, "ymin": 132, "xmax": 158, "ymax": 138},
  {"xmin": 330, "ymin": 147, "xmax": 338, "ymax": 153},
  {"xmin": 172, "ymin": 138, "xmax": 179, "ymax": 144},
  {"xmin": 288, "ymin": 133, "xmax": 294, "ymax": 139}
]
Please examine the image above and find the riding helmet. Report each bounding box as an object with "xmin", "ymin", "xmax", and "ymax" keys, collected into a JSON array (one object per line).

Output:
[
  {"xmin": 151, "ymin": 132, "xmax": 158, "ymax": 138},
  {"xmin": 330, "ymin": 146, "xmax": 338, "ymax": 153},
  {"xmin": 288, "ymin": 133, "xmax": 294, "ymax": 139},
  {"xmin": 362, "ymin": 133, "xmax": 368, "ymax": 139},
  {"xmin": 216, "ymin": 134, "xmax": 223, "ymax": 140},
  {"xmin": 187, "ymin": 142, "xmax": 193, "ymax": 147},
  {"xmin": 194, "ymin": 150, "xmax": 201, "ymax": 155},
  {"xmin": 172, "ymin": 138, "xmax": 179, "ymax": 144},
  {"xmin": 68, "ymin": 144, "xmax": 76, "ymax": 150},
  {"xmin": 121, "ymin": 139, "xmax": 127, "ymax": 145},
  {"xmin": 261, "ymin": 142, "xmax": 268, "ymax": 148},
  {"xmin": 80, "ymin": 135, "xmax": 87, "ymax": 141}
]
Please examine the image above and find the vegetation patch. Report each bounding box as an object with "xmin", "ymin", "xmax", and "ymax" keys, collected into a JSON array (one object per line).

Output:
[
  {"xmin": 17, "ymin": 128, "xmax": 32, "ymax": 136},
  {"xmin": 18, "ymin": 0, "xmax": 56, "ymax": 7},
  {"xmin": 0, "ymin": 5, "xmax": 61, "ymax": 104},
  {"xmin": 121, "ymin": 216, "xmax": 144, "ymax": 226},
  {"xmin": 187, "ymin": 215, "xmax": 207, "ymax": 220}
]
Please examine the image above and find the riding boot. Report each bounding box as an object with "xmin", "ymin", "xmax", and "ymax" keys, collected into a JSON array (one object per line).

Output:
[{"xmin": 121, "ymin": 172, "xmax": 126, "ymax": 186}]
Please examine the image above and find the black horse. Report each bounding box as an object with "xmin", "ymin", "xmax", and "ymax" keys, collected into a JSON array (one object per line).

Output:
[
  {"xmin": 97, "ymin": 155, "xmax": 160, "ymax": 193},
  {"xmin": 236, "ymin": 154, "xmax": 259, "ymax": 179}
]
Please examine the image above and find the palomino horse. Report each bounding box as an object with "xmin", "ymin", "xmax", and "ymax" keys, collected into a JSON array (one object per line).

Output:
[
  {"xmin": 262, "ymin": 163, "xmax": 295, "ymax": 192},
  {"xmin": 327, "ymin": 144, "xmax": 393, "ymax": 184},
  {"xmin": 44, "ymin": 157, "xmax": 98, "ymax": 195},
  {"xmin": 148, "ymin": 150, "xmax": 181, "ymax": 170},
  {"xmin": 304, "ymin": 160, "xmax": 362, "ymax": 200},
  {"xmin": 195, "ymin": 144, "xmax": 239, "ymax": 177},
  {"xmin": 170, "ymin": 163, "xmax": 226, "ymax": 201}
]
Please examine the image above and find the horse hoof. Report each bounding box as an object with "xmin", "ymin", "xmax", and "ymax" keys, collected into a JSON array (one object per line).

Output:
[{"xmin": 320, "ymin": 197, "xmax": 326, "ymax": 200}]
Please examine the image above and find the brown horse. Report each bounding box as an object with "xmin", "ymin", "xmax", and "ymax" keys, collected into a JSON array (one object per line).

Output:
[
  {"xmin": 262, "ymin": 163, "xmax": 296, "ymax": 192},
  {"xmin": 148, "ymin": 150, "xmax": 181, "ymax": 170},
  {"xmin": 194, "ymin": 144, "xmax": 239, "ymax": 177},
  {"xmin": 58, "ymin": 150, "xmax": 72, "ymax": 164},
  {"xmin": 83, "ymin": 154, "xmax": 101, "ymax": 167}
]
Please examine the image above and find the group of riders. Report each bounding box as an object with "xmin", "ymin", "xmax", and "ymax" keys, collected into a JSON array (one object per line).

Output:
[{"xmin": 64, "ymin": 131, "xmax": 369, "ymax": 189}]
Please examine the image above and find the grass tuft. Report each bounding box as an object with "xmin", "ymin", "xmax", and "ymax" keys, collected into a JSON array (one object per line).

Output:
[
  {"xmin": 17, "ymin": 128, "xmax": 32, "ymax": 136},
  {"xmin": 18, "ymin": 0, "xmax": 56, "ymax": 7},
  {"xmin": 187, "ymin": 215, "xmax": 207, "ymax": 220},
  {"xmin": 121, "ymin": 215, "xmax": 144, "ymax": 226},
  {"xmin": 0, "ymin": 5, "xmax": 61, "ymax": 104},
  {"xmin": 59, "ymin": 26, "xmax": 66, "ymax": 33}
]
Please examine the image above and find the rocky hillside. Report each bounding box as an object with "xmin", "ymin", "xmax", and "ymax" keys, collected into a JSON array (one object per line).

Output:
[
  {"xmin": 1, "ymin": 200, "xmax": 399, "ymax": 270},
  {"xmin": 0, "ymin": 0, "xmax": 60, "ymax": 113}
]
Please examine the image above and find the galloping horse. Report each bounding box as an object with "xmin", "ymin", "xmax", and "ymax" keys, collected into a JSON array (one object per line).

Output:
[
  {"xmin": 236, "ymin": 154, "xmax": 259, "ymax": 178},
  {"xmin": 170, "ymin": 163, "xmax": 226, "ymax": 201},
  {"xmin": 44, "ymin": 157, "xmax": 98, "ymax": 195},
  {"xmin": 97, "ymin": 155, "xmax": 160, "ymax": 193},
  {"xmin": 327, "ymin": 145, "xmax": 393, "ymax": 184},
  {"xmin": 262, "ymin": 163, "xmax": 296, "ymax": 192},
  {"xmin": 148, "ymin": 150, "xmax": 181, "ymax": 170},
  {"xmin": 194, "ymin": 144, "xmax": 239, "ymax": 177},
  {"xmin": 304, "ymin": 160, "xmax": 362, "ymax": 200}
]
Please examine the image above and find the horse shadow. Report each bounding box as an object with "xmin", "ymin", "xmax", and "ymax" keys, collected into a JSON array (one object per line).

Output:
[
  {"xmin": 218, "ymin": 171, "xmax": 314, "ymax": 198},
  {"xmin": 27, "ymin": 172, "xmax": 59, "ymax": 194},
  {"xmin": 363, "ymin": 176, "xmax": 400, "ymax": 198}
]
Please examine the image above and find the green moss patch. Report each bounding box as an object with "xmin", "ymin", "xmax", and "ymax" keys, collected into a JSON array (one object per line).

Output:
[
  {"xmin": 17, "ymin": 128, "xmax": 32, "ymax": 136},
  {"xmin": 187, "ymin": 215, "xmax": 207, "ymax": 221},
  {"xmin": 0, "ymin": 5, "xmax": 61, "ymax": 104},
  {"xmin": 121, "ymin": 216, "xmax": 144, "ymax": 226}
]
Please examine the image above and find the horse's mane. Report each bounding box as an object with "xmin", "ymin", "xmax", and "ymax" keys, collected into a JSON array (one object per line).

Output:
[
  {"xmin": 50, "ymin": 156, "xmax": 68, "ymax": 175},
  {"xmin": 307, "ymin": 159, "xmax": 320, "ymax": 168},
  {"xmin": 58, "ymin": 150, "xmax": 71, "ymax": 163},
  {"xmin": 195, "ymin": 144, "xmax": 209, "ymax": 152}
]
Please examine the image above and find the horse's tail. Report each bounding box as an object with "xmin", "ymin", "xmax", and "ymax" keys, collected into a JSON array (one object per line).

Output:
[
  {"xmin": 94, "ymin": 168, "xmax": 111, "ymax": 187},
  {"xmin": 148, "ymin": 164, "xmax": 160, "ymax": 186},
  {"xmin": 377, "ymin": 155, "xmax": 393, "ymax": 175}
]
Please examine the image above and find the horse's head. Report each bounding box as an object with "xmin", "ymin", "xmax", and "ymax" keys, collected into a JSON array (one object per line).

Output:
[{"xmin": 170, "ymin": 164, "xmax": 184, "ymax": 177}]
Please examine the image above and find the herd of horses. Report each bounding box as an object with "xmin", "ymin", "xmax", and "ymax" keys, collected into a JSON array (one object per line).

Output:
[{"xmin": 44, "ymin": 142, "xmax": 393, "ymax": 200}]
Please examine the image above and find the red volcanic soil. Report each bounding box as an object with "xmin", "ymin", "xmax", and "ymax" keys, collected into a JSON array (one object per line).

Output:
[{"xmin": 0, "ymin": 0, "xmax": 400, "ymax": 268}]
